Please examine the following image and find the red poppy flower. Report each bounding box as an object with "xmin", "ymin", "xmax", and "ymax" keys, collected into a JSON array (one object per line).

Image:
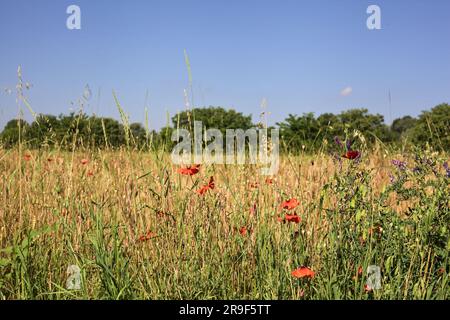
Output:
[
  {"xmin": 197, "ymin": 176, "xmax": 215, "ymax": 195},
  {"xmin": 342, "ymin": 150, "xmax": 361, "ymax": 160},
  {"xmin": 281, "ymin": 198, "xmax": 300, "ymax": 210},
  {"xmin": 285, "ymin": 213, "xmax": 301, "ymax": 224},
  {"xmin": 23, "ymin": 154, "xmax": 31, "ymax": 161},
  {"xmin": 265, "ymin": 178, "xmax": 273, "ymax": 185},
  {"xmin": 87, "ymin": 170, "xmax": 94, "ymax": 177},
  {"xmin": 178, "ymin": 164, "xmax": 200, "ymax": 176},
  {"xmin": 358, "ymin": 266, "xmax": 363, "ymax": 276},
  {"xmin": 364, "ymin": 284, "xmax": 373, "ymax": 293},
  {"xmin": 239, "ymin": 227, "xmax": 248, "ymax": 236},
  {"xmin": 292, "ymin": 266, "xmax": 315, "ymax": 279},
  {"xmin": 138, "ymin": 231, "xmax": 157, "ymax": 242},
  {"xmin": 81, "ymin": 158, "xmax": 89, "ymax": 165}
]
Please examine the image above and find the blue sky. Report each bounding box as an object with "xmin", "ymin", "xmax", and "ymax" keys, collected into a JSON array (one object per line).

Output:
[{"xmin": 0, "ymin": 0, "xmax": 449, "ymax": 130}]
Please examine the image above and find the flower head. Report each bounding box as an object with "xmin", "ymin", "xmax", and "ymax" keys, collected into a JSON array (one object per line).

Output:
[
  {"xmin": 197, "ymin": 176, "xmax": 215, "ymax": 196},
  {"xmin": 285, "ymin": 213, "xmax": 301, "ymax": 224},
  {"xmin": 292, "ymin": 266, "xmax": 315, "ymax": 279},
  {"xmin": 392, "ymin": 160, "xmax": 407, "ymax": 170},
  {"xmin": 342, "ymin": 150, "xmax": 361, "ymax": 160},
  {"xmin": 281, "ymin": 198, "xmax": 300, "ymax": 210},
  {"xmin": 178, "ymin": 164, "xmax": 200, "ymax": 176},
  {"xmin": 444, "ymin": 162, "xmax": 450, "ymax": 178}
]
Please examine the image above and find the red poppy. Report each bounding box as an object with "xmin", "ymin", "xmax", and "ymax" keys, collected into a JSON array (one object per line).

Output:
[
  {"xmin": 138, "ymin": 231, "xmax": 157, "ymax": 242},
  {"xmin": 239, "ymin": 227, "xmax": 248, "ymax": 236},
  {"xmin": 23, "ymin": 154, "xmax": 31, "ymax": 161},
  {"xmin": 87, "ymin": 170, "xmax": 94, "ymax": 177},
  {"xmin": 178, "ymin": 164, "xmax": 200, "ymax": 176},
  {"xmin": 265, "ymin": 178, "xmax": 273, "ymax": 185},
  {"xmin": 358, "ymin": 266, "xmax": 363, "ymax": 276},
  {"xmin": 197, "ymin": 176, "xmax": 215, "ymax": 195},
  {"xmin": 342, "ymin": 150, "xmax": 361, "ymax": 160},
  {"xmin": 292, "ymin": 267, "xmax": 315, "ymax": 279},
  {"xmin": 364, "ymin": 284, "xmax": 373, "ymax": 293},
  {"xmin": 281, "ymin": 198, "xmax": 300, "ymax": 210},
  {"xmin": 285, "ymin": 213, "xmax": 301, "ymax": 224},
  {"xmin": 81, "ymin": 158, "xmax": 89, "ymax": 165},
  {"xmin": 353, "ymin": 265, "xmax": 363, "ymax": 280}
]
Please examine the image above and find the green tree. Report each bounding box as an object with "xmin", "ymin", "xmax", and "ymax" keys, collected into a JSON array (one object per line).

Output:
[
  {"xmin": 0, "ymin": 119, "xmax": 29, "ymax": 147},
  {"xmin": 410, "ymin": 103, "xmax": 450, "ymax": 151},
  {"xmin": 172, "ymin": 106, "xmax": 253, "ymax": 134}
]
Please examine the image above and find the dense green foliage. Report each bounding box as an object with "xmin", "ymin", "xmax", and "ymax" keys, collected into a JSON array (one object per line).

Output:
[{"xmin": 1, "ymin": 104, "xmax": 449, "ymax": 152}]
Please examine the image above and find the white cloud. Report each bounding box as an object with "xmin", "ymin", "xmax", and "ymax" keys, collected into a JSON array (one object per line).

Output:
[{"xmin": 340, "ymin": 86, "xmax": 353, "ymax": 97}]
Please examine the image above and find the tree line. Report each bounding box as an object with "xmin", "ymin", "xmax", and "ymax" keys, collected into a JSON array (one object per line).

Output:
[{"xmin": 1, "ymin": 103, "xmax": 449, "ymax": 152}]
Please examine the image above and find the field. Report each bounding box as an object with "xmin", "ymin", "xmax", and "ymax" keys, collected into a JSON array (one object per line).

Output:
[{"xmin": 0, "ymin": 145, "xmax": 448, "ymax": 300}]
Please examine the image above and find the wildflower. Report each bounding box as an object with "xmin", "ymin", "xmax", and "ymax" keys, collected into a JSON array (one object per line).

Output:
[
  {"xmin": 265, "ymin": 178, "xmax": 273, "ymax": 185},
  {"xmin": 285, "ymin": 213, "xmax": 301, "ymax": 224},
  {"xmin": 197, "ymin": 176, "xmax": 215, "ymax": 195},
  {"xmin": 281, "ymin": 198, "xmax": 300, "ymax": 210},
  {"xmin": 23, "ymin": 154, "xmax": 31, "ymax": 161},
  {"xmin": 346, "ymin": 139, "xmax": 353, "ymax": 151},
  {"xmin": 87, "ymin": 170, "xmax": 94, "ymax": 177},
  {"xmin": 392, "ymin": 160, "xmax": 407, "ymax": 170},
  {"xmin": 178, "ymin": 164, "xmax": 200, "ymax": 176},
  {"xmin": 389, "ymin": 174, "xmax": 395, "ymax": 184},
  {"xmin": 358, "ymin": 265, "xmax": 363, "ymax": 276},
  {"xmin": 81, "ymin": 159, "xmax": 89, "ymax": 165},
  {"xmin": 444, "ymin": 162, "xmax": 450, "ymax": 178},
  {"xmin": 352, "ymin": 265, "xmax": 363, "ymax": 280},
  {"xmin": 342, "ymin": 150, "xmax": 361, "ymax": 160},
  {"xmin": 334, "ymin": 136, "xmax": 343, "ymax": 148},
  {"xmin": 292, "ymin": 266, "xmax": 315, "ymax": 279},
  {"xmin": 138, "ymin": 231, "xmax": 157, "ymax": 242},
  {"xmin": 239, "ymin": 227, "xmax": 248, "ymax": 236},
  {"xmin": 364, "ymin": 284, "xmax": 373, "ymax": 293}
]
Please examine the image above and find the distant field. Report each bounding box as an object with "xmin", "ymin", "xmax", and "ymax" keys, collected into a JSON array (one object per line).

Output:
[{"xmin": 0, "ymin": 148, "xmax": 448, "ymax": 299}]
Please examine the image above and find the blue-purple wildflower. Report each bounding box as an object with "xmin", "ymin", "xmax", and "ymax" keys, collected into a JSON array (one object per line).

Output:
[
  {"xmin": 444, "ymin": 162, "xmax": 450, "ymax": 178},
  {"xmin": 392, "ymin": 160, "xmax": 407, "ymax": 170}
]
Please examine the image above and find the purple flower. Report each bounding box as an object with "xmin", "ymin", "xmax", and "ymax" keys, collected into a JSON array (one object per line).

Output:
[
  {"xmin": 444, "ymin": 162, "xmax": 450, "ymax": 178},
  {"xmin": 334, "ymin": 136, "xmax": 343, "ymax": 148},
  {"xmin": 392, "ymin": 160, "xmax": 407, "ymax": 170},
  {"xmin": 389, "ymin": 174, "xmax": 395, "ymax": 184},
  {"xmin": 346, "ymin": 139, "xmax": 353, "ymax": 151}
]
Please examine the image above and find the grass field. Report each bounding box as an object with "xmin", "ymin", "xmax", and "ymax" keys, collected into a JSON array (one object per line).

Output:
[{"xmin": 0, "ymin": 146, "xmax": 448, "ymax": 299}]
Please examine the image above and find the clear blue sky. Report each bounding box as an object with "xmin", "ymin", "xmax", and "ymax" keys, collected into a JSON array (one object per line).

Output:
[{"xmin": 1, "ymin": 0, "xmax": 449, "ymax": 130}]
